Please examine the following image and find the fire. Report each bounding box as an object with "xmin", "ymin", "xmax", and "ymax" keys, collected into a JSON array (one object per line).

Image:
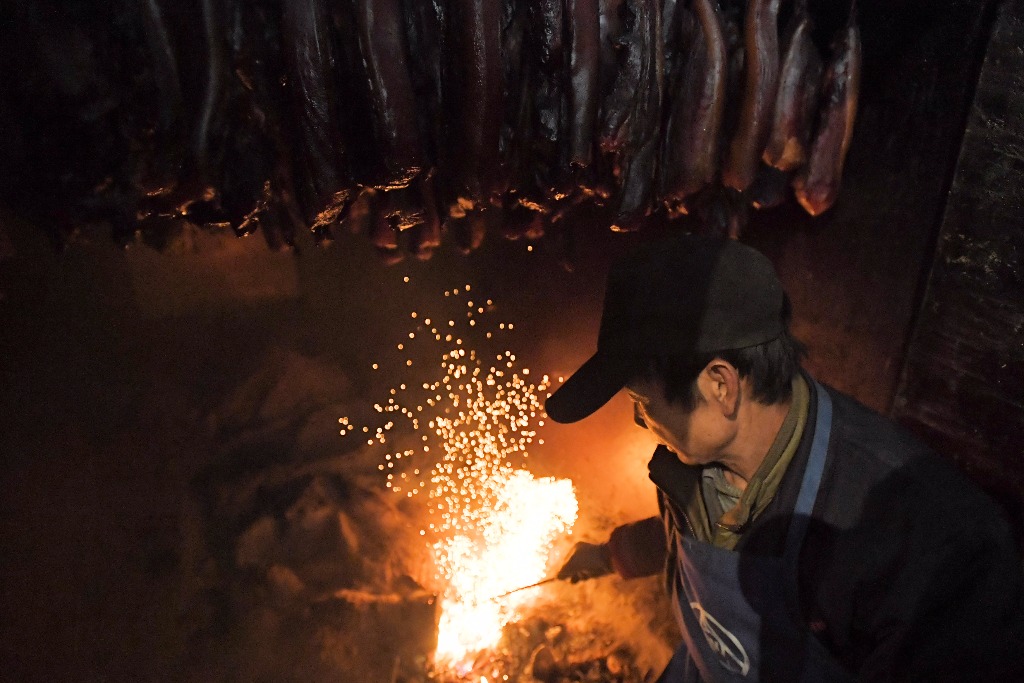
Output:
[
  {"xmin": 342, "ymin": 282, "xmax": 578, "ymax": 674},
  {"xmin": 434, "ymin": 470, "xmax": 577, "ymax": 666}
]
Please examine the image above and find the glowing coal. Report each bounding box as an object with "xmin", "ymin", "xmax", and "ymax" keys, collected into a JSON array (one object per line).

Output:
[{"xmin": 341, "ymin": 282, "xmax": 577, "ymax": 674}]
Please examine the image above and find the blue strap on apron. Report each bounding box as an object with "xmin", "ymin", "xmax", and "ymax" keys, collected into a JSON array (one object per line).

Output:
[{"xmin": 783, "ymin": 380, "xmax": 832, "ymax": 563}]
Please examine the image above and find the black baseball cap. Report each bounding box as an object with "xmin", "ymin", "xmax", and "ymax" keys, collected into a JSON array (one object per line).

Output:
[{"xmin": 544, "ymin": 234, "xmax": 787, "ymax": 423}]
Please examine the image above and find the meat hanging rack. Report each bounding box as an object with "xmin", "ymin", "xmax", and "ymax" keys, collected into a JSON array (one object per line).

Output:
[{"xmin": 0, "ymin": 0, "xmax": 860, "ymax": 262}]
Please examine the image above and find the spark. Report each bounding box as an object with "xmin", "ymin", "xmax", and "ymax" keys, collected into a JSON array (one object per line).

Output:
[{"xmin": 340, "ymin": 284, "xmax": 576, "ymax": 672}]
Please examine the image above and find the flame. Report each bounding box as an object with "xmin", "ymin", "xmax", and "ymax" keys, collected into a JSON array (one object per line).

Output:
[
  {"xmin": 342, "ymin": 282, "xmax": 577, "ymax": 673},
  {"xmin": 434, "ymin": 470, "xmax": 577, "ymax": 666}
]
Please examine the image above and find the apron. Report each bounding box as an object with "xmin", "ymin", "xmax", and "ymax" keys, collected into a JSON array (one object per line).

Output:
[{"xmin": 657, "ymin": 381, "xmax": 854, "ymax": 683}]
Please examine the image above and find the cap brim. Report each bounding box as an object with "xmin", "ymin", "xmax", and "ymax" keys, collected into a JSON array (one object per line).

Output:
[{"xmin": 544, "ymin": 352, "xmax": 632, "ymax": 424}]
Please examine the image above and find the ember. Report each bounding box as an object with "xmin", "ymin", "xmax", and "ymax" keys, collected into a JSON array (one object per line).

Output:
[{"xmin": 342, "ymin": 283, "xmax": 578, "ymax": 674}]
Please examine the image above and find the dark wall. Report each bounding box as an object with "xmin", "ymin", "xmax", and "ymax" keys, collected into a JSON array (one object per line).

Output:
[
  {"xmin": 743, "ymin": 0, "xmax": 998, "ymax": 413},
  {"xmin": 893, "ymin": 0, "xmax": 1024, "ymax": 536}
]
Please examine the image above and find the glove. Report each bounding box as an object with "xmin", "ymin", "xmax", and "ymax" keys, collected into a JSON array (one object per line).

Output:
[{"xmin": 556, "ymin": 541, "xmax": 614, "ymax": 583}]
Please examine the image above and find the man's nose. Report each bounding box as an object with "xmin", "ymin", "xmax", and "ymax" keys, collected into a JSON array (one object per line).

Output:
[{"xmin": 633, "ymin": 402, "xmax": 648, "ymax": 429}]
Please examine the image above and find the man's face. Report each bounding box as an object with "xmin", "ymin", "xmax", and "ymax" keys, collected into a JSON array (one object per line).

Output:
[{"xmin": 625, "ymin": 376, "xmax": 728, "ymax": 467}]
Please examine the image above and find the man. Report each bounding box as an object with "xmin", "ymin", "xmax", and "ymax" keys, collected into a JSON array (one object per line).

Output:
[{"xmin": 545, "ymin": 234, "xmax": 1024, "ymax": 681}]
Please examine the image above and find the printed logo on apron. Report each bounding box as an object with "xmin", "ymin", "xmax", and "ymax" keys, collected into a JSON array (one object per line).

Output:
[{"xmin": 689, "ymin": 601, "xmax": 751, "ymax": 676}]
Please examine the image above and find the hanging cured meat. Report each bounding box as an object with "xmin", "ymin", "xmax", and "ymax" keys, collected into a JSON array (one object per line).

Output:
[
  {"xmin": 793, "ymin": 4, "xmax": 862, "ymax": 216},
  {"xmin": 0, "ymin": 0, "xmax": 864, "ymax": 258}
]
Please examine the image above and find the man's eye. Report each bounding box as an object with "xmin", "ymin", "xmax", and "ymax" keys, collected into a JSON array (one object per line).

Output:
[{"xmin": 633, "ymin": 403, "xmax": 648, "ymax": 428}]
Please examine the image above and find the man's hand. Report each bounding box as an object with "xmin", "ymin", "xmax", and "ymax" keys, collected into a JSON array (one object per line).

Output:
[{"xmin": 556, "ymin": 542, "xmax": 614, "ymax": 583}]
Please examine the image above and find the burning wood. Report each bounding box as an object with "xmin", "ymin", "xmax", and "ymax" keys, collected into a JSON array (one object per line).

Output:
[{"xmin": 422, "ymin": 589, "xmax": 665, "ymax": 683}]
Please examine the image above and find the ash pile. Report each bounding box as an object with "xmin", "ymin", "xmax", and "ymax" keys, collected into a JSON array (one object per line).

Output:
[{"xmin": 184, "ymin": 349, "xmax": 440, "ymax": 681}]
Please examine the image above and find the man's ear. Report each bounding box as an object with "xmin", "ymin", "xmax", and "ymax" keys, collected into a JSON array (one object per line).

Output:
[{"xmin": 702, "ymin": 360, "xmax": 741, "ymax": 416}]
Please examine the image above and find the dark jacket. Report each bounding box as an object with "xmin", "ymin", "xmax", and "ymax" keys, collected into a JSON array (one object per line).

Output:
[{"xmin": 607, "ymin": 379, "xmax": 1024, "ymax": 680}]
